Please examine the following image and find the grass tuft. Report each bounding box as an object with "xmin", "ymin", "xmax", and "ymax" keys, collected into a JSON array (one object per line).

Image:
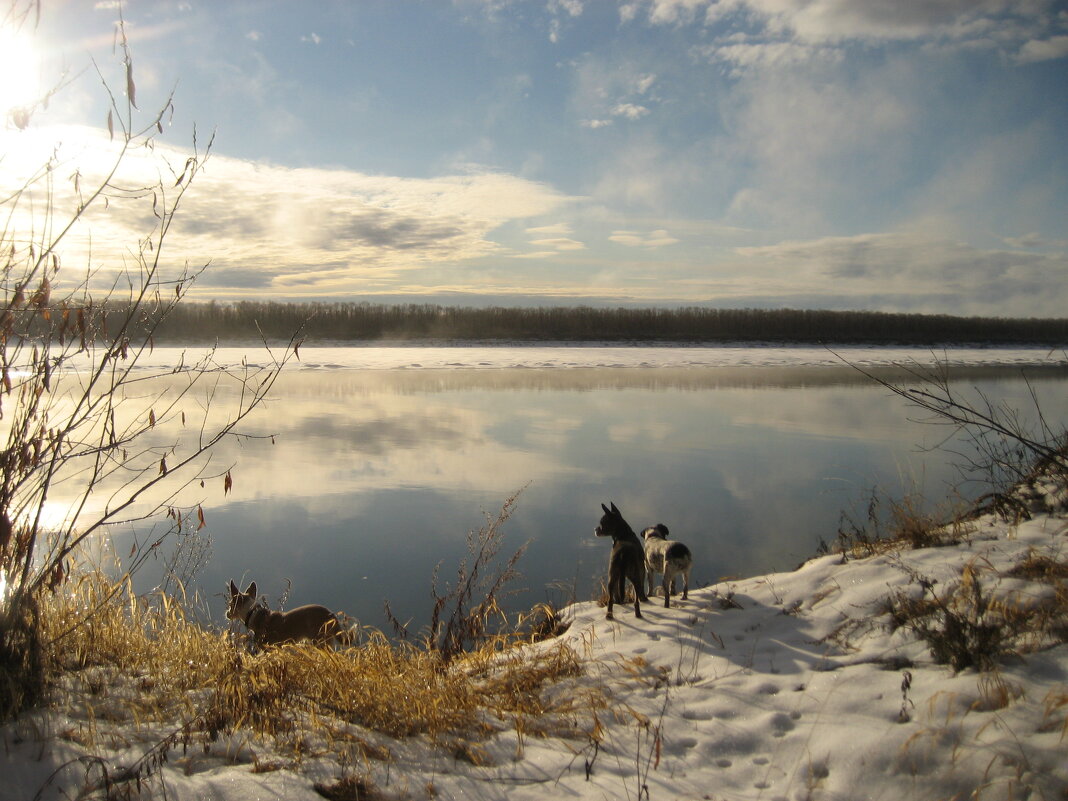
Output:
[
  {"xmin": 828, "ymin": 488, "xmax": 974, "ymax": 560},
  {"xmin": 886, "ymin": 552, "xmax": 1068, "ymax": 673}
]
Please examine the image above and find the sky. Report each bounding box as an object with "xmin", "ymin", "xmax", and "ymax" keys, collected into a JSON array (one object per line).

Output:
[{"xmin": 2, "ymin": 0, "xmax": 1067, "ymax": 316}]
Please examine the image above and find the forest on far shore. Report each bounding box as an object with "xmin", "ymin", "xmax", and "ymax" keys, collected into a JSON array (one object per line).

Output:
[{"xmin": 142, "ymin": 301, "xmax": 1068, "ymax": 346}]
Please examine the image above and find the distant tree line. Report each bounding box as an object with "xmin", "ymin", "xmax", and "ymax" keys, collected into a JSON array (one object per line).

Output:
[{"xmin": 129, "ymin": 301, "xmax": 1068, "ymax": 346}]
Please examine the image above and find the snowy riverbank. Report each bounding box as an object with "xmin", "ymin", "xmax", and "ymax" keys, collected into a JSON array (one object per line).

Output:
[{"xmin": 3, "ymin": 475, "xmax": 1066, "ymax": 800}]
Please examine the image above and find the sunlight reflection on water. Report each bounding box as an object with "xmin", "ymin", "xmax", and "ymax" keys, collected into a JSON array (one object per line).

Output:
[{"xmin": 51, "ymin": 347, "xmax": 1067, "ymax": 633}]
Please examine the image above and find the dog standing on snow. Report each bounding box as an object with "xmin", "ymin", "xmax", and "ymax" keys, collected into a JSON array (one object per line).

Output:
[
  {"xmin": 641, "ymin": 523, "xmax": 692, "ymax": 607},
  {"xmin": 595, "ymin": 502, "xmax": 649, "ymax": 620}
]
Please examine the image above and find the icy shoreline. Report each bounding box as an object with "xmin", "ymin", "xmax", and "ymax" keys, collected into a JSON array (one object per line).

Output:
[{"xmin": 62, "ymin": 343, "xmax": 1068, "ymax": 372}]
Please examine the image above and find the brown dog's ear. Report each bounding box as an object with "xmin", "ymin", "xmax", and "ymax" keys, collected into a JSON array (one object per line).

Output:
[
  {"xmin": 229, "ymin": 579, "xmax": 238, "ymax": 596},
  {"xmin": 247, "ymin": 581, "xmax": 257, "ymax": 598}
]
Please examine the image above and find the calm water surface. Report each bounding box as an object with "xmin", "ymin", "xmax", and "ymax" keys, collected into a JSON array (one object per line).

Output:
[{"xmin": 102, "ymin": 349, "xmax": 1068, "ymax": 633}]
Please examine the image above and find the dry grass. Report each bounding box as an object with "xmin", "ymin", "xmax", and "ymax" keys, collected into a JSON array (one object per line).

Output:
[
  {"xmin": 886, "ymin": 550, "xmax": 1068, "ymax": 673},
  {"xmin": 33, "ymin": 569, "xmax": 597, "ymax": 770},
  {"xmin": 828, "ymin": 489, "xmax": 975, "ymax": 561}
]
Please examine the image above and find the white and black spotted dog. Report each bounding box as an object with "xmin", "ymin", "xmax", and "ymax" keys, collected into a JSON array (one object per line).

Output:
[{"xmin": 641, "ymin": 523, "xmax": 692, "ymax": 608}]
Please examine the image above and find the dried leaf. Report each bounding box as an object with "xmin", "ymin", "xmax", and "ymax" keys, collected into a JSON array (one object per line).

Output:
[
  {"xmin": 107, "ymin": 108, "xmax": 114, "ymax": 140},
  {"xmin": 197, "ymin": 505, "xmax": 206, "ymax": 530},
  {"xmin": 159, "ymin": 457, "xmax": 167, "ymax": 475},
  {"xmin": 224, "ymin": 470, "xmax": 233, "ymax": 495},
  {"xmin": 174, "ymin": 157, "xmax": 196, "ymax": 187},
  {"xmin": 148, "ymin": 409, "xmax": 156, "ymax": 428},
  {"xmin": 126, "ymin": 58, "xmax": 137, "ymax": 109},
  {"xmin": 30, "ymin": 276, "xmax": 50, "ymax": 309}
]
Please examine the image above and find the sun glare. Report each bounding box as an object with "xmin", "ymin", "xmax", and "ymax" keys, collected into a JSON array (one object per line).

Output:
[{"xmin": 0, "ymin": 26, "xmax": 43, "ymax": 126}]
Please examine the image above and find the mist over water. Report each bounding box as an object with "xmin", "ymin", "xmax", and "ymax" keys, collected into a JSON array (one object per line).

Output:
[{"xmin": 90, "ymin": 347, "xmax": 1068, "ymax": 634}]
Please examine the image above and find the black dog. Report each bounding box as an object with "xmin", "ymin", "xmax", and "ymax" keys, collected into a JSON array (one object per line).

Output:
[{"xmin": 595, "ymin": 502, "xmax": 649, "ymax": 620}]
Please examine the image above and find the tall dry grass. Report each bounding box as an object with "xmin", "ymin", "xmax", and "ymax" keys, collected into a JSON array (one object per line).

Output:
[{"xmin": 34, "ymin": 568, "xmax": 596, "ymax": 764}]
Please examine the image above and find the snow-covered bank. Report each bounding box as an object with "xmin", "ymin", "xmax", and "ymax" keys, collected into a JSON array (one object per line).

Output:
[{"xmin": 4, "ymin": 480, "xmax": 1066, "ymax": 801}]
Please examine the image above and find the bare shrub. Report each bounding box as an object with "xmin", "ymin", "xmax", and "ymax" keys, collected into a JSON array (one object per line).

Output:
[
  {"xmin": 837, "ymin": 354, "xmax": 1068, "ymax": 495},
  {"xmin": 885, "ymin": 558, "xmax": 1066, "ymax": 673},
  {"xmin": 386, "ymin": 489, "xmax": 529, "ymax": 662},
  {"xmin": 0, "ymin": 5, "xmax": 296, "ymax": 718}
]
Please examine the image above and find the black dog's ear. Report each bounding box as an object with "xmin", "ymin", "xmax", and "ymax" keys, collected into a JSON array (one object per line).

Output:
[
  {"xmin": 247, "ymin": 581, "xmax": 257, "ymax": 598},
  {"xmin": 610, "ymin": 502, "xmax": 620, "ymax": 516},
  {"xmin": 229, "ymin": 579, "xmax": 238, "ymax": 596},
  {"xmin": 602, "ymin": 503, "xmax": 611, "ymax": 514}
]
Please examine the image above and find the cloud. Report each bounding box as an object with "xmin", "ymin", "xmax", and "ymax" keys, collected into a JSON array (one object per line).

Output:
[
  {"xmin": 627, "ymin": 0, "xmax": 1064, "ymax": 61},
  {"xmin": 732, "ymin": 232, "xmax": 1068, "ymax": 314},
  {"xmin": 520, "ymin": 223, "xmax": 586, "ymax": 253},
  {"xmin": 571, "ymin": 55, "xmax": 659, "ymax": 127},
  {"xmin": 246, "ymin": 30, "xmax": 262, "ymax": 42},
  {"xmin": 549, "ymin": 0, "xmax": 583, "ymax": 16},
  {"xmin": 1017, "ymin": 35, "xmax": 1068, "ymax": 62},
  {"xmin": 610, "ymin": 229, "xmax": 680, "ymax": 247},
  {"xmin": 717, "ymin": 61, "xmax": 916, "ymax": 232},
  {"xmin": 530, "ymin": 237, "xmax": 586, "ymax": 251},
  {"xmin": 1004, "ymin": 233, "xmax": 1068, "ymax": 250},
  {"xmin": 698, "ymin": 39, "xmax": 844, "ymax": 74},
  {"xmin": 301, "ymin": 32, "xmax": 322, "ymax": 45},
  {"xmin": 611, "ymin": 102, "xmax": 650, "ymax": 120},
  {"xmin": 548, "ymin": 0, "xmax": 583, "ymax": 42},
  {"xmin": 0, "ymin": 125, "xmax": 574, "ymax": 298},
  {"xmin": 630, "ymin": 0, "xmax": 712, "ymax": 25},
  {"xmin": 526, "ymin": 223, "xmax": 574, "ymax": 235}
]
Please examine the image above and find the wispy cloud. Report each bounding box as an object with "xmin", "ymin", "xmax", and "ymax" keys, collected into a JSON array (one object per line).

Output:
[
  {"xmin": 698, "ymin": 39, "xmax": 844, "ymax": 75},
  {"xmin": 732, "ymin": 232, "xmax": 1068, "ymax": 314},
  {"xmin": 628, "ymin": 0, "xmax": 1066, "ymax": 64},
  {"xmin": 526, "ymin": 223, "xmax": 574, "ymax": 236},
  {"xmin": 610, "ymin": 229, "xmax": 679, "ymax": 248},
  {"xmin": 1017, "ymin": 35, "xmax": 1068, "ymax": 63},
  {"xmin": 611, "ymin": 102, "xmax": 650, "ymax": 120},
  {"xmin": 548, "ymin": 0, "xmax": 583, "ymax": 43}
]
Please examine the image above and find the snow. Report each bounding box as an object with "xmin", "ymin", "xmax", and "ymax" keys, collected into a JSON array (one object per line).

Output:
[{"xmin": 4, "ymin": 485, "xmax": 1067, "ymax": 800}]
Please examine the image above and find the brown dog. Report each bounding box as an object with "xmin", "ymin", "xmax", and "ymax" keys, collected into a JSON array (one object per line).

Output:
[
  {"xmin": 595, "ymin": 502, "xmax": 649, "ymax": 620},
  {"xmin": 226, "ymin": 580, "xmax": 346, "ymax": 647}
]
